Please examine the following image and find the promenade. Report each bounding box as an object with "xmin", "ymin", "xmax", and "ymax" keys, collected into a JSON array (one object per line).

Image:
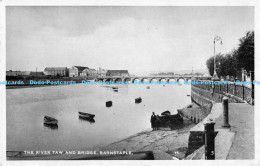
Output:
[
  {"xmin": 219, "ymin": 103, "xmax": 254, "ymax": 159},
  {"xmin": 186, "ymin": 103, "xmax": 254, "ymax": 159}
]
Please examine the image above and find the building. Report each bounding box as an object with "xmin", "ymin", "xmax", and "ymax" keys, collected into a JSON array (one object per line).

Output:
[
  {"xmin": 6, "ymin": 70, "xmax": 31, "ymax": 76},
  {"xmin": 44, "ymin": 67, "xmax": 68, "ymax": 76},
  {"xmin": 82, "ymin": 68, "xmax": 98, "ymax": 77},
  {"xmin": 72, "ymin": 66, "xmax": 89, "ymax": 76},
  {"xmin": 68, "ymin": 66, "xmax": 79, "ymax": 77},
  {"xmin": 6, "ymin": 70, "xmax": 22, "ymax": 76},
  {"xmin": 106, "ymin": 70, "xmax": 129, "ymax": 77},
  {"xmin": 97, "ymin": 67, "xmax": 107, "ymax": 77},
  {"xmin": 30, "ymin": 72, "xmax": 45, "ymax": 76}
]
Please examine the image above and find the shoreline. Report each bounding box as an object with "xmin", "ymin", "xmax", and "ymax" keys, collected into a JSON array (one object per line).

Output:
[
  {"xmin": 7, "ymin": 103, "xmax": 201, "ymax": 160},
  {"xmin": 6, "ymin": 118, "xmax": 196, "ymax": 160}
]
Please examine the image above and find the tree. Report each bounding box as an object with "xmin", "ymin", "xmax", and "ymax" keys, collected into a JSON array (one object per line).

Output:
[
  {"xmin": 206, "ymin": 56, "xmax": 214, "ymax": 76},
  {"xmin": 235, "ymin": 31, "xmax": 254, "ymax": 73},
  {"xmin": 206, "ymin": 31, "xmax": 254, "ymax": 78},
  {"xmin": 206, "ymin": 53, "xmax": 224, "ymax": 76}
]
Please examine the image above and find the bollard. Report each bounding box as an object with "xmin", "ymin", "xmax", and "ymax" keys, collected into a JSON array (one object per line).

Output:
[
  {"xmin": 222, "ymin": 97, "xmax": 231, "ymax": 128},
  {"xmin": 204, "ymin": 119, "xmax": 215, "ymax": 160}
]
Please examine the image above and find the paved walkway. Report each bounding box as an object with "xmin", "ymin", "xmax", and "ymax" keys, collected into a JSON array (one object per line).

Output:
[
  {"xmin": 215, "ymin": 103, "xmax": 254, "ymax": 159},
  {"xmin": 187, "ymin": 103, "xmax": 254, "ymax": 160}
]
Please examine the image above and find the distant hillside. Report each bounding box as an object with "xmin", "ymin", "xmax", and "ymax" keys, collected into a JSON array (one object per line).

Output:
[
  {"xmin": 149, "ymin": 69, "xmax": 208, "ymax": 76},
  {"xmin": 174, "ymin": 69, "xmax": 208, "ymax": 75}
]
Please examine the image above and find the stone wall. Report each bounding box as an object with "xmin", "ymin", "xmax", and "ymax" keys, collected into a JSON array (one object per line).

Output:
[
  {"xmin": 191, "ymin": 84, "xmax": 241, "ymax": 106},
  {"xmin": 187, "ymin": 131, "xmax": 205, "ymax": 155},
  {"xmin": 191, "ymin": 80, "xmax": 253, "ymax": 104}
]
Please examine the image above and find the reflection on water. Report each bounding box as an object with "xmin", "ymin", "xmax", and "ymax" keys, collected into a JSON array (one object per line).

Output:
[
  {"xmin": 78, "ymin": 117, "xmax": 96, "ymax": 123},
  {"xmin": 7, "ymin": 82, "xmax": 191, "ymax": 151},
  {"xmin": 43, "ymin": 124, "xmax": 58, "ymax": 130}
]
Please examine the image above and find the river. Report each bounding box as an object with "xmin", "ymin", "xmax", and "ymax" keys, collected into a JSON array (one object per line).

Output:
[{"xmin": 6, "ymin": 81, "xmax": 191, "ymax": 151}]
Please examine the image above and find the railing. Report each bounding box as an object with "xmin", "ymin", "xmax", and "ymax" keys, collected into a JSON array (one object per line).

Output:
[{"xmin": 192, "ymin": 80, "xmax": 253, "ymax": 104}]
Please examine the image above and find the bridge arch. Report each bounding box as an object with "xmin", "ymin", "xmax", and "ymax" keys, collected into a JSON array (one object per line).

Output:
[
  {"xmin": 104, "ymin": 78, "xmax": 112, "ymax": 82},
  {"xmin": 178, "ymin": 77, "xmax": 185, "ymax": 81},
  {"xmin": 150, "ymin": 78, "xmax": 159, "ymax": 83},
  {"xmin": 186, "ymin": 77, "xmax": 192, "ymax": 81},
  {"xmin": 97, "ymin": 78, "xmax": 104, "ymax": 82},
  {"xmin": 124, "ymin": 78, "xmax": 132, "ymax": 82},
  {"xmin": 158, "ymin": 78, "xmax": 167, "ymax": 84},
  {"xmin": 168, "ymin": 78, "xmax": 176, "ymax": 84},
  {"xmin": 114, "ymin": 78, "xmax": 123, "ymax": 82},
  {"xmin": 132, "ymin": 78, "xmax": 140, "ymax": 84},
  {"xmin": 177, "ymin": 77, "xmax": 186, "ymax": 84},
  {"xmin": 140, "ymin": 78, "xmax": 149, "ymax": 83}
]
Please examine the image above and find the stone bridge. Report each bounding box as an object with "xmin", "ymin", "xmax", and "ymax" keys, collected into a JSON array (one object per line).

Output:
[{"xmin": 95, "ymin": 76, "xmax": 212, "ymax": 83}]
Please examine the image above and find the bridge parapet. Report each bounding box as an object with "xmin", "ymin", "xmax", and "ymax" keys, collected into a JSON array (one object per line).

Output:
[{"xmin": 97, "ymin": 76, "xmax": 212, "ymax": 81}]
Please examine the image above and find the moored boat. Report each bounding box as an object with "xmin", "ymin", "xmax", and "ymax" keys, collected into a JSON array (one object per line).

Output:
[
  {"xmin": 161, "ymin": 110, "xmax": 171, "ymax": 116},
  {"xmin": 156, "ymin": 113, "xmax": 183, "ymax": 130},
  {"xmin": 78, "ymin": 112, "xmax": 95, "ymax": 119},
  {"xmin": 44, "ymin": 116, "xmax": 58, "ymax": 125},
  {"xmin": 135, "ymin": 97, "xmax": 142, "ymax": 103},
  {"xmin": 106, "ymin": 101, "xmax": 113, "ymax": 107}
]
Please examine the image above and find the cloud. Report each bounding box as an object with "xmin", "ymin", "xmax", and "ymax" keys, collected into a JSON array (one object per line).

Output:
[{"xmin": 6, "ymin": 7, "xmax": 254, "ymax": 74}]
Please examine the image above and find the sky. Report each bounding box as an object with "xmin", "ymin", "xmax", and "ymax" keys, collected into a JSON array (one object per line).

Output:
[{"xmin": 6, "ymin": 6, "xmax": 254, "ymax": 75}]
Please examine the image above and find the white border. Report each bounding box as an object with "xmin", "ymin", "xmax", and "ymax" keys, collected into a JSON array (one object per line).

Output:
[{"xmin": 0, "ymin": 0, "xmax": 259, "ymax": 166}]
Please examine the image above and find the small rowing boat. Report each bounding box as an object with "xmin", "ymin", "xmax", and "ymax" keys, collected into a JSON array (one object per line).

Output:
[
  {"xmin": 44, "ymin": 116, "xmax": 58, "ymax": 125},
  {"xmin": 78, "ymin": 112, "xmax": 95, "ymax": 119},
  {"xmin": 135, "ymin": 97, "xmax": 142, "ymax": 103},
  {"xmin": 106, "ymin": 101, "xmax": 113, "ymax": 107}
]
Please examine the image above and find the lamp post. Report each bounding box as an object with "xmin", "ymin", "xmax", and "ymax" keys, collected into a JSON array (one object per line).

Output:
[{"xmin": 212, "ymin": 36, "xmax": 223, "ymax": 80}]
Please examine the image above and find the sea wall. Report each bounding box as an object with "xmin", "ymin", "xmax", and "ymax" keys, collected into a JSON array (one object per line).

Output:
[{"xmin": 191, "ymin": 80, "xmax": 253, "ymax": 105}]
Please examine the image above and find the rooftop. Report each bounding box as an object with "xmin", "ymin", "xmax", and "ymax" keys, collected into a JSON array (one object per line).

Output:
[{"xmin": 44, "ymin": 67, "xmax": 67, "ymax": 70}]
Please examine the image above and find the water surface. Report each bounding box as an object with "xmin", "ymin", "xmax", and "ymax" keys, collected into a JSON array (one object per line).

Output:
[{"xmin": 7, "ymin": 82, "xmax": 191, "ymax": 151}]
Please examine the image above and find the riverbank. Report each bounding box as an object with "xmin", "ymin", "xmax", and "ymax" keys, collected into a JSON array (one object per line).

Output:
[
  {"xmin": 7, "ymin": 118, "xmax": 196, "ymax": 160},
  {"xmin": 7, "ymin": 103, "xmax": 204, "ymax": 160},
  {"xmin": 97, "ymin": 118, "xmax": 196, "ymax": 160}
]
